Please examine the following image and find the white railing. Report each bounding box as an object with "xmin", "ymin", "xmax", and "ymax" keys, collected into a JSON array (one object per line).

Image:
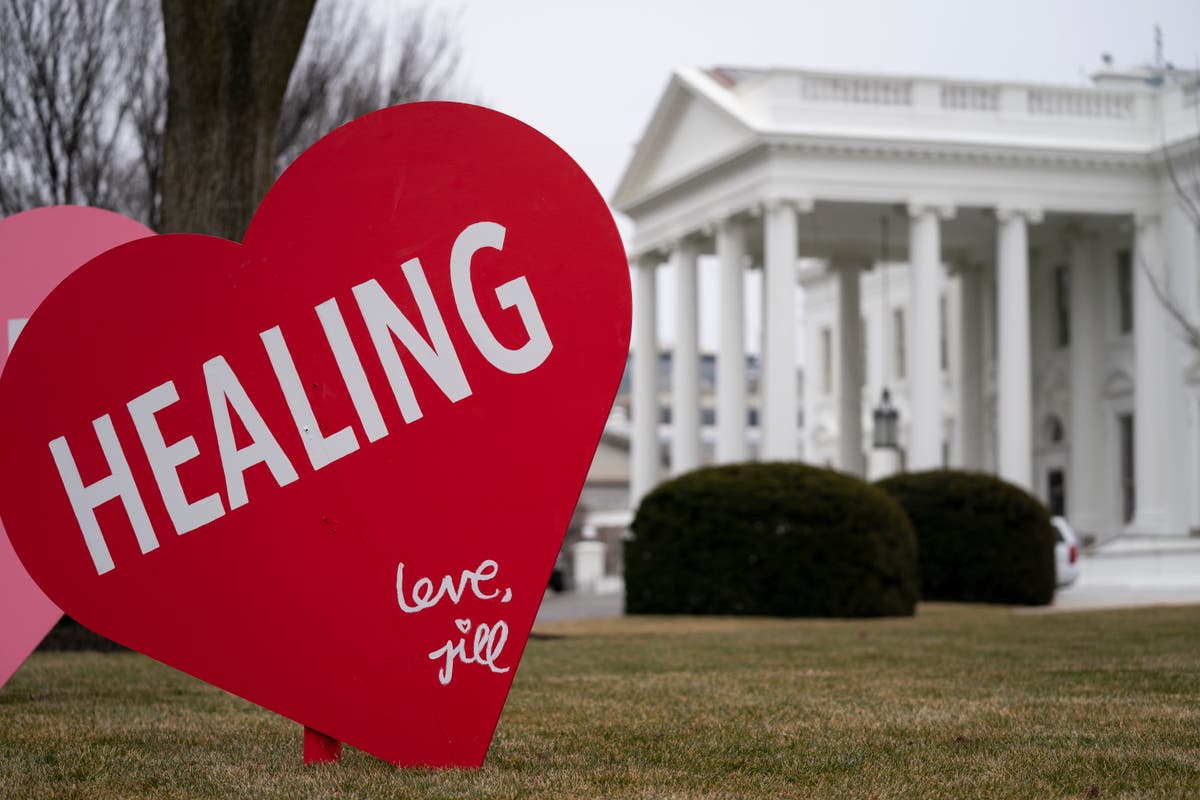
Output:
[
  {"xmin": 940, "ymin": 83, "xmax": 1000, "ymax": 111},
  {"xmin": 784, "ymin": 72, "xmax": 1146, "ymax": 122},
  {"xmin": 1027, "ymin": 88, "xmax": 1135, "ymax": 119},
  {"xmin": 801, "ymin": 76, "xmax": 912, "ymax": 106}
]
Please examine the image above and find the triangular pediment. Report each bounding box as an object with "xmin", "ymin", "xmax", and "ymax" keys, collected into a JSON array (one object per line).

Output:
[{"xmin": 613, "ymin": 71, "xmax": 756, "ymax": 210}]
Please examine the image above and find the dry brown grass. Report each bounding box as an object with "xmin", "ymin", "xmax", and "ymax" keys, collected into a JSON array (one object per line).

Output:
[{"xmin": 2, "ymin": 603, "xmax": 1198, "ymax": 798}]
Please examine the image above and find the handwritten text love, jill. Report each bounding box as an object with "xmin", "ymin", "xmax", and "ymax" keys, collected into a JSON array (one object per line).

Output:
[{"xmin": 396, "ymin": 558, "xmax": 513, "ymax": 685}]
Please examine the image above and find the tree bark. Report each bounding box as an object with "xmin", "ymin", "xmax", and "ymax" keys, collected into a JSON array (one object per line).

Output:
[{"xmin": 160, "ymin": 0, "xmax": 315, "ymax": 239}]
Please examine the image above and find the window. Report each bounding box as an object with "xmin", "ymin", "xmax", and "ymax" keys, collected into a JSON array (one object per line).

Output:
[
  {"xmin": 1117, "ymin": 250, "xmax": 1133, "ymax": 335},
  {"xmin": 892, "ymin": 308, "xmax": 906, "ymax": 380},
  {"xmin": 1119, "ymin": 413, "xmax": 1135, "ymax": 523},
  {"xmin": 1047, "ymin": 469, "xmax": 1065, "ymax": 517},
  {"xmin": 1054, "ymin": 264, "xmax": 1070, "ymax": 347},
  {"xmin": 820, "ymin": 327, "xmax": 832, "ymax": 395}
]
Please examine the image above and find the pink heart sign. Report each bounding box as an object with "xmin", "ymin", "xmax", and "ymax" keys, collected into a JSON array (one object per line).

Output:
[
  {"xmin": 0, "ymin": 104, "xmax": 631, "ymax": 766},
  {"xmin": 0, "ymin": 206, "xmax": 154, "ymax": 689}
]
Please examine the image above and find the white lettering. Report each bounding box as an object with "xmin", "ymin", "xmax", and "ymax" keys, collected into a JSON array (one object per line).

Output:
[
  {"xmin": 203, "ymin": 355, "xmax": 299, "ymax": 510},
  {"xmin": 42, "ymin": 221, "xmax": 558, "ymax": 572},
  {"xmin": 127, "ymin": 381, "xmax": 225, "ymax": 536},
  {"xmin": 49, "ymin": 415, "xmax": 158, "ymax": 575},
  {"xmin": 427, "ymin": 619, "xmax": 510, "ymax": 685},
  {"xmin": 451, "ymin": 222, "xmax": 553, "ymax": 374},
  {"xmin": 352, "ymin": 259, "xmax": 471, "ymax": 424},
  {"xmin": 315, "ymin": 298, "xmax": 388, "ymax": 442},
  {"xmin": 396, "ymin": 559, "xmax": 509, "ymax": 613},
  {"xmin": 261, "ymin": 325, "xmax": 359, "ymax": 470}
]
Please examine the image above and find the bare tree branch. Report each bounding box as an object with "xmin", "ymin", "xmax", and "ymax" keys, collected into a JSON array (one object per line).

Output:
[
  {"xmin": 1137, "ymin": 248, "xmax": 1200, "ymax": 352},
  {"xmin": 0, "ymin": 0, "xmax": 149, "ymax": 218},
  {"xmin": 274, "ymin": 0, "xmax": 469, "ymax": 177},
  {"xmin": 1, "ymin": 0, "xmax": 472, "ymax": 233}
]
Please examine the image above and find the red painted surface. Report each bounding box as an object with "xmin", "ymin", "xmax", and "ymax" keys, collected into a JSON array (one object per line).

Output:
[
  {"xmin": 304, "ymin": 726, "xmax": 343, "ymax": 764},
  {"xmin": 0, "ymin": 103, "xmax": 630, "ymax": 767},
  {"xmin": 0, "ymin": 206, "xmax": 153, "ymax": 689}
]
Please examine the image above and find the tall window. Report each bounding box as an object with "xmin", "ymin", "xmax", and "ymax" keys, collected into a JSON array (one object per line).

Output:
[
  {"xmin": 1119, "ymin": 413, "xmax": 1135, "ymax": 523},
  {"xmin": 820, "ymin": 326, "xmax": 832, "ymax": 395},
  {"xmin": 892, "ymin": 308, "xmax": 906, "ymax": 380},
  {"xmin": 1054, "ymin": 264, "xmax": 1070, "ymax": 347},
  {"xmin": 1117, "ymin": 250, "xmax": 1133, "ymax": 335}
]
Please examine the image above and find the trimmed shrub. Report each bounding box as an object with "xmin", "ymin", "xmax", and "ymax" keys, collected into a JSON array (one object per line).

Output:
[
  {"xmin": 876, "ymin": 470, "xmax": 1055, "ymax": 606},
  {"xmin": 625, "ymin": 462, "xmax": 918, "ymax": 617}
]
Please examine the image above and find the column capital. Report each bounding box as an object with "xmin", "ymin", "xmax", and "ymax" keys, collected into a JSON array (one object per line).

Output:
[
  {"xmin": 796, "ymin": 259, "xmax": 829, "ymax": 288},
  {"xmin": 715, "ymin": 215, "xmax": 748, "ymax": 235},
  {"xmin": 631, "ymin": 252, "xmax": 661, "ymax": 270},
  {"xmin": 995, "ymin": 205, "xmax": 1044, "ymax": 225},
  {"xmin": 827, "ymin": 257, "xmax": 865, "ymax": 275},
  {"xmin": 943, "ymin": 256, "xmax": 980, "ymax": 277},
  {"xmin": 907, "ymin": 202, "xmax": 956, "ymax": 221},
  {"xmin": 762, "ymin": 196, "xmax": 815, "ymax": 215},
  {"xmin": 665, "ymin": 234, "xmax": 704, "ymax": 256},
  {"xmin": 628, "ymin": 251, "xmax": 667, "ymax": 271}
]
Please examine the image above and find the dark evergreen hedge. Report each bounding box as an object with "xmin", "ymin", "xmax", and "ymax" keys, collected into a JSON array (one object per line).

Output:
[
  {"xmin": 625, "ymin": 463, "xmax": 918, "ymax": 617},
  {"xmin": 876, "ymin": 470, "xmax": 1055, "ymax": 606}
]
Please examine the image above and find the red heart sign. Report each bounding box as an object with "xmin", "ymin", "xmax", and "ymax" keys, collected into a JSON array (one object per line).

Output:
[{"xmin": 0, "ymin": 103, "xmax": 631, "ymax": 767}]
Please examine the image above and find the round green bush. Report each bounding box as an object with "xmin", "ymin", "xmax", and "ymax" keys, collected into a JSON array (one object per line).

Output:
[
  {"xmin": 876, "ymin": 470, "xmax": 1055, "ymax": 606},
  {"xmin": 624, "ymin": 462, "xmax": 918, "ymax": 617}
]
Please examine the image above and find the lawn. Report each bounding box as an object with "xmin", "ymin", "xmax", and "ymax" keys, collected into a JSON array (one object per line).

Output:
[{"xmin": 1, "ymin": 603, "xmax": 1198, "ymax": 799}]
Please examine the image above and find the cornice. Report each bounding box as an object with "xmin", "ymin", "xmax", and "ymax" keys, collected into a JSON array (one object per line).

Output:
[{"xmin": 618, "ymin": 132, "xmax": 1160, "ymax": 218}]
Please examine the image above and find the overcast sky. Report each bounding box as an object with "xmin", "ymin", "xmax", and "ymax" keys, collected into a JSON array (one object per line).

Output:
[
  {"xmin": 433, "ymin": 0, "xmax": 1199, "ymax": 203},
  {"xmin": 413, "ymin": 0, "xmax": 1200, "ymax": 354}
]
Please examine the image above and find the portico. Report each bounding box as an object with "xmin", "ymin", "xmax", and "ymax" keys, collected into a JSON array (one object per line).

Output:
[{"xmin": 615, "ymin": 64, "xmax": 1200, "ymax": 541}]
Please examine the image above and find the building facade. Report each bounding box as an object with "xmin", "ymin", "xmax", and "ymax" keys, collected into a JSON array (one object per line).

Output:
[{"xmin": 614, "ymin": 63, "xmax": 1200, "ymax": 542}]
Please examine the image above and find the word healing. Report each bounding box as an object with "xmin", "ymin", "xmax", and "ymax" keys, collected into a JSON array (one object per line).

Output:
[
  {"xmin": 46, "ymin": 222, "xmax": 552, "ymax": 575},
  {"xmin": 396, "ymin": 559, "xmax": 512, "ymax": 686}
]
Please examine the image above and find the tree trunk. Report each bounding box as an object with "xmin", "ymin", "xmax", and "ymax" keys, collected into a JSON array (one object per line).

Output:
[{"xmin": 160, "ymin": 0, "xmax": 315, "ymax": 239}]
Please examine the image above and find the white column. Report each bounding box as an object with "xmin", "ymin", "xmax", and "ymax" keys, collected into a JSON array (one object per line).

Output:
[
  {"xmin": 715, "ymin": 218, "xmax": 747, "ymax": 463},
  {"xmin": 956, "ymin": 263, "xmax": 984, "ymax": 469},
  {"xmin": 762, "ymin": 200, "xmax": 804, "ymax": 460},
  {"xmin": 996, "ymin": 207, "xmax": 1039, "ymax": 490},
  {"xmin": 1068, "ymin": 228, "xmax": 1102, "ymax": 538},
  {"xmin": 631, "ymin": 258, "xmax": 660, "ymax": 506},
  {"xmin": 571, "ymin": 539, "xmax": 607, "ymax": 594},
  {"xmin": 907, "ymin": 204, "xmax": 949, "ymax": 470},
  {"xmin": 1162, "ymin": 199, "xmax": 1200, "ymax": 533},
  {"xmin": 836, "ymin": 263, "xmax": 864, "ymax": 474},
  {"xmin": 671, "ymin": 239, "xmax": 701, "ymax": 474},
  {"xmin": 1131, "ymin": 212, "xmax": 1170, "ymax": 534}
]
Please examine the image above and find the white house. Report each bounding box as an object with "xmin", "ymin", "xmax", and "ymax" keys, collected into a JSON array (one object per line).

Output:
[{"xmin": 613, "ymin": 62, "xmax": 1200, "ymax": 543}]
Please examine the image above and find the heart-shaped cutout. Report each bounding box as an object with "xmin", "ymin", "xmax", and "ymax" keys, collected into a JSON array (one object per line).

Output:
[
  {"xmin": 0, "ymin": 103, "xmax": 630, "ymax": 766},
  {"xmin": 0, "ymin": 206, "xmax": 153, "ymax": 688}
]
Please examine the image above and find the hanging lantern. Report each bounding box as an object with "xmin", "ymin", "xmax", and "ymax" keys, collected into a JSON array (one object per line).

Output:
[
  {"xmin": 872, "ymin": 387, "xmax": 899, "ymax": 449},
  {"xmin": 872, "ymin": 213, "xmax": 900, "ymax": 450}
]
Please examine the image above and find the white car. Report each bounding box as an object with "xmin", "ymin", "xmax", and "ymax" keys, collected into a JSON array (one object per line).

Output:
[{"xmin": 1051, "ymin": 516, "xmax": 1081, "ymax": 588}]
